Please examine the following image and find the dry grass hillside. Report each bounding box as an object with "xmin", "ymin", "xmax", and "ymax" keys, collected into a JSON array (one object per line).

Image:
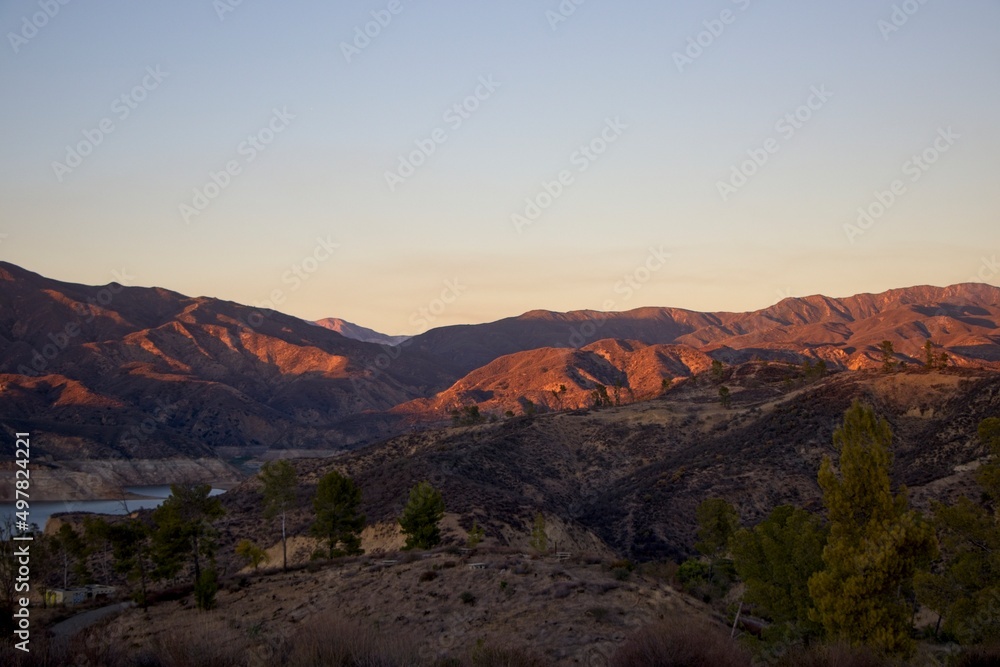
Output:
[
  {"xmin": 95, "ymin": 550, "xmax": 713, "ymax": 665},
  {"xmin": 215, "ymin": 365, "xmax": 1000, "ymax": 569}
]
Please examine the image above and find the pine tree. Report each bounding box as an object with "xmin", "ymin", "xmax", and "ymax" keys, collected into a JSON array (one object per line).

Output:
[
  {"xmin": 311, "ymin": 470, "xmax": 366, "ymax": 558},
  {"xmin": 808, "ymin": 401, "xmax": 937, "ymax": 654},
  {"xmin": 915, "ymin": 418, "xmax": 1000, "ymax": 643},
  {"xmin": 260, "ymin": 460, "xmax": 297, "ymax": 571},
  {"xmin": 719, "ymin": 386, "xmax": 732, "ymax": 409},
  {"xmin": 591, "ymin": 384, "xmax": 612, "ymax": 408},
  {"xmin": 107, "ymin": 517, "xmax": 153, "ymax": 610},
  {"xmin": 151, "ymin": 483, "xmax": 224, "ymax": 598},
  {"xmin": 878, "ymin": 340, "xmax": 897, "ymax": 373},
  {"xmin": 695, "ymin": 498, "xmax": 739, "ymax": 559},
  {"xmin": 53, "ymin": 523, "xmax": 88, "ymax": 589},
  {"xmin": 398, "ymin": 481, "xmax": 445, "ymax": 550},
  {"xmin": 924, "ymin": 340, "xmax": 936, "ymax": 369},
  {"xmin": 731, "ymin": 505, "xmax": 827, "ymax": 637}
]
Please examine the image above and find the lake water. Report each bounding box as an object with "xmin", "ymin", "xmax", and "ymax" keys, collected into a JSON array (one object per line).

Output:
[{"xmin": 0, "ymin": 485, "xmax": 225, "ymax": 531}]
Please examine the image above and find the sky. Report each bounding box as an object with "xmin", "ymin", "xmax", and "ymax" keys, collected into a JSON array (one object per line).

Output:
[{"xmin": 1, "ymin": 0, "xmax": 998, "ymax": 335}]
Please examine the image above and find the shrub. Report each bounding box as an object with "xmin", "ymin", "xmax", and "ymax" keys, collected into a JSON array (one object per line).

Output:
[
  {"xmin": 953, "ymin": 645, "xmax": 1000, "ymax": 667},
  {"xmin": 460, "ymin": 591, "xmax": 476, "ymax": 605},
  {"xmin": 193, "ymin": 568, "xmax": 218, "ymax": 611},
  {"xmin": 611, "ymin": 618, "xmax": 751, "ymax": 667},
  {"xmin": 773, "ymin": 643, "xmax": 886, "ymax": 667},
  {"xmin": 420, "ymin": 570, "xmax": 439, "ymax": 582},
  {"xmin": 676, "ymin": 559, "xmax": 711, "ymax": 586},
  {"xmin": 279, "ymin": 613, "xmax": 421, "ymax": 667}
]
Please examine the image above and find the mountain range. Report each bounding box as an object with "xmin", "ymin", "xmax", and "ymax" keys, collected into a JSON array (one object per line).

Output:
[{"xmin": 0, "ymin": 260, "xmax": 998, "ymax": 498}]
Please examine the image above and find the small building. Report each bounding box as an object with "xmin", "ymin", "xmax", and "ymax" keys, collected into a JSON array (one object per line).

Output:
[
  {"xmin": 46, "ymin": 588, "xmax": 88, "ymax": 607},
  {"xmin": 46, "ymin": 584, "xmax": 117, "ymax": 607}
]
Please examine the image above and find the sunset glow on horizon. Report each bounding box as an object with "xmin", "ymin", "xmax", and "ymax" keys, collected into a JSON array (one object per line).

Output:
[{"xmin": 1, "ymin": 0, "xmax": 998, "ymax": 335}]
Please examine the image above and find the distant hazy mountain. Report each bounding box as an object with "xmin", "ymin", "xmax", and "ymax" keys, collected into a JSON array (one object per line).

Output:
[{"xmin": 314, "ymin": 317, "xmax": 411, "ymax": 347}]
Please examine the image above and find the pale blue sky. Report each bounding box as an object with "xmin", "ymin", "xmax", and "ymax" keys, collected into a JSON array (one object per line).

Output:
[{"xmin": 1, "ymin": 0, "xmax": 998, "ymax": 334}]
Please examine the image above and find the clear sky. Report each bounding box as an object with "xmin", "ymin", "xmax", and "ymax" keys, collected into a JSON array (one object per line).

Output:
[{"xmin": 1, "ymin": 0, "xmax": 998, "ymax": 335}]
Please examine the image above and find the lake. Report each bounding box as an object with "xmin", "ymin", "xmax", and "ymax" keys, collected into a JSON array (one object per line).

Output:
[{"xmin": 0, "ymin": 485, "xmax": 225, "ymax": 531}]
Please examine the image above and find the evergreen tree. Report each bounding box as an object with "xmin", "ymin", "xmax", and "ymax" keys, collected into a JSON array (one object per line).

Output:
[
  {"xmin": 916, "ymin": 418, "xmax": 1000, "ymax": 643},
  {"xmin": 711, "ymin": 359, "xmax": 725, "ymax": 381},
  {"xmin": 106, "ymin": 517, "xmax": 153, "ymax": 610},
  {"xmin": 731, "ymin": 505, "xmax": 827, "ymax": 638},
  {"xmin": 807, "ymin": 401, "xmax": 937, "ymax": 654},
  {"xmin": 399, "ymin": 481, "xmax": 445, "ymax": 550},
  {"xmin": 193, "ymin": 568, "xmax": 218, "ymax": 611},
  {"xmin": 591, "ymin": 384, "xmax": 612, "ymax": 408},
  {"xmin": 924, "ymin": 340, "xmax": 936, "ymax": 369},
  {"xmin": 260, "ymin": 459, "xmax": 297, "ymax": 571},
  {"xmin": 151, "ymin": 483, "xmax": 224, "ymax": 599},
  {"xmin": 878, "ymin": 340, "xmax": 897, "ymax": 373},
  {"xmin": 311, "ymin": 470, "xmax": 366, "ymax": 558},
  {"xmin": 83, "ymin": 516, "xmax": 113, "ymax": 583},
  {"xmin": 695, "ymin": 497, "xmax": 739, "ymax": 559},
  {"xmin": 719, "ymin": 386, "xmax": 732, "ymax": 409},
  {"xmin": 52, "ymin": 523, "xmax": 88, "ymax": 589}
]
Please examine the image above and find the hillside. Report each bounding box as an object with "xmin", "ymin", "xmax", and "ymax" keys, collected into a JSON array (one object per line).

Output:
[
  {"xmin": 216, "ymin": 366, "xmax": 1000, "ymax": 566},
  {"xmin": 0, "ymin": 262, "xmax": 449, "ymax": 498},
  {"xmin": 2, "ymin": 261, "xmax": 999, "ymax": 499},
  {"xmin": 404, "ymin": 283, "xmax": 1000, "ymax": 377},
  {"xmin": 393, "ymin": 339, "xmax": 715, "ymax": 417}
]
